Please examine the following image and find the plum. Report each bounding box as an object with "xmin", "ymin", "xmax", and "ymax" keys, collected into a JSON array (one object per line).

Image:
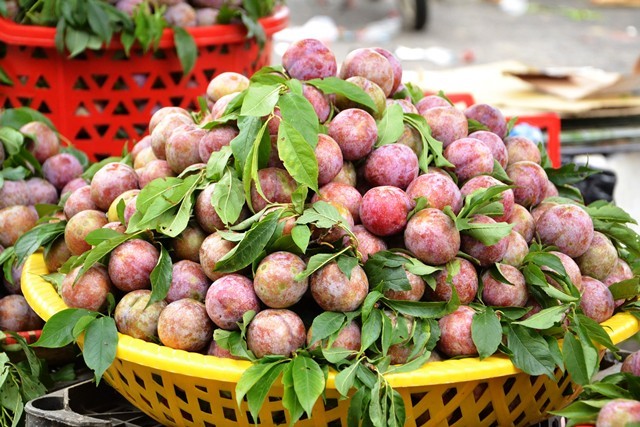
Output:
[
  {"xmin": 90, "ymin": 162, "xmax": 139, "ymax": 211},
  {"xmin": 468, "ymin": 130, "xmax": 509, "ymax": 169},
  {"xmin": 421, "ymin": 106, "xmax": 468, "ymax": 148},
  {"xmin": 464, "ymin": 103, "xmax": 507, "ymax": 138},
  {"xmin": 363, "ymin": 144, "xmax": 419, "ymax": 189},
  {"xmin": 504, "ymin": 136, "xmax": 541, "ymax": 165},
  {"xmin": 60, "ymin": 177, "xmax": 88, "ymax": 199},
  {"xmin": 205, "ymin": 274, "xmax": 261, "ymax": 330},
  {"xmin": 246, "ymin": 309, "xmax": 306, "ymax": 358},
  {"xmin": 443, "ymin": 137, "xmax": 494, "ymax": 182},
  {"xmin": 352, "ymin": 224, "xmax": 387, "ymax": 263},
  {"xmin": 199, "ymin": 231, "xmax": 236, "ymax": 281},
  {"xmin": 207, "ymin": 340, "xmax": 240, "ymax": 360},
  {"xmin": 580, "ymin": 276, "xmax": 614, "ymax": 323},
  {"xmin": 310, "ymin": 262, "xmax": 368, "ymax": 312},
  {"xmin": 64, "ymin": 185, "xmax": 97, "ymax": 219},
  {"xmin": 0, "ymin": 205, "xmax": 39, "ymax": 247},
  {"xmin": 157, "ymin": 298, "xmax": 213, "ymax": 352},
  {"xmin": 165, "ymin": 124, "xmax": 206, "ymax": 173},
  {"xmin": 253, "ymin": 251, "xmax": 308, "ymax": 308},
  {"xmin": 531, "ymin": 199, "xmax": 560, "ymax": 224},
  {"xmin": 339, "ymin": 48, "xmax": 395, "ymax": 96},
  {"xmin": 210, "ymin": 93, "xmax": 240, "ymax": 121},
  {"xmin": 415, "ymin": 95, "xmax": 450, "ymax": 114},
  {"xmin": 61, "ymin": 265, "xmax": 113, "ymax": 312},
  {"xmin": 130, "ymin": 135, "xmax": 152, "ymax": 161},
  {"xmin": 133, "ymin": 146, "xmax": 157, "ymax": 170},
  {"xmin": 2, "ymin": 263, "xmax": 22, "ymax": 295},
  {"xmin": 506, "ymin": 161, "xmax": 549, "ymax": 208},
  {"xmin": 404, "ymin": 208, "xmax": 460, "ymax": 265},
  {"xmin": 405, "ymin": 171, "xmax": 463, "ymax": 214},
  {"xmin": 312, "ymin": 182, "xmax": 362, "ymax": 224},
  {"xmin": 282, "ymin": 39, "xmax": 337, "ymax": 81},
  {"xmin": 331, "ymin": 161, "xmax": 357, "ymax": 187},
  {"xmin": 42, "ymin": 153, "xmax": 84, "ymax": 191},
  {"xmin": 596, "ymin": 399, "xmax": 640, "ymax": 427},
  {"xmin": 249, "ymin": 167, "xmax": 297, "ymax": 212},
  {"xmin": 150, "ymin": 113, "xmax": 194, "ymax": 159},
  {"xmin": 438, "ymin": 306, "xmax": 478, "ymax": 357},
  {"xmin": 164, "ymin": 2, "xmax": 197, "ymax": 27},
  {"xmin": 0, "ymin": 295, "xmax": 43, "ymax": 331},
  {"xmin": 543, "ymin": 251, "xmax": 583, "ymax": 292},
  {"xmin": 461, "ymin": 215, "xmax": 509, "ymax": 266},
  {"xmin": 427, "ymin": 257, "xmax": 478, "ymax": 304},
  {"xmin": 328, "ymin": 108, "xmax": 377, "ymax": 161},
  {"xmin": 149, "ymin": 107, "xmax": 190, "ymax": 134},
  {"xmin": 315, "ymin": 134, "xmax": 343, "ymax": 186},
  {"xmin": 501, "ymin": 231, "xmax": 529, "ymax": 267},
  {"xmin": 114, "ymin": 289, "xmax": 167, "ymax": 342},
  {"xmin": 198, "ymin": 125, "xmax": 239, "ymax": 163},
  {"xmin": 108, "ymin": 239, "xmax": 159, "ymax": 292},
  {"xmin": 335, "ymin": 76, "xmax": 386, "ymax": 119},
  {"xmin": 137, "ymin": 159, "xmax": 176, "ymax": 188},
  {"xmin": 307, "ymin": 320, "xmax": 361, "ymax": 352},
  {"xmin": 21, "ymin": 121, "xmax": 59, "ymax": 163},
  {"xmin": 536, "ymin": 203, "xmax": 594, "ymax": 258},
  {"xmin": 267, "ymin": 108, "xmax": 282, "ymax": 137},
  {"xmin": 603, "ymin": 258, "xmax": 634, "ymax": 307},
  {"xmin": 508, "ymin": 203, "xmax": 535, "ymax": 243},
  {"xmin": 395, "ymin": 125, "xmax": 422, "ymax": 156},
  {"xmin": 387, "ymin": 98, "xmax": 418, "ymax": 115},
  {"xmin": 481, "ymin": 265, "xmax": 528, "ymax": 307},
  {"xmin": 206, "ymin": 72, "xmax": 249, "ymax": 104},
  {"xmin": 26, "ymin": 178, "xmax": 58, "ymax": 205},
  {"xmin": 170, "ymin": 223, "xmax": 207, "ymax": 262},
  {"xmin": 575, "ymin": 231, "xmax": 618, "ymax": 280},
  {"xmin": 384, "ymin": 258, "xmax": 426, "ymax": 302},
  {"xmin": 106, "ymin": 188, "xmax": 139, "ymax": 223},
  {"xmin": 303, "ymin": 84, "xmax": 331, "ymax": 123},
  {"xmin": 360, "ymin": 186, "xmax": 412, "ymax": 236},
  {"xmin": 43, "ymin": 236, "xmax": 72, "ymax": 273},
  {"xmin": 166, "ymin": 260, "xmax": 210, "ymax": 303},
  {"xmin": 621, "ymin": 350, "xmax": 640, "ymax": 376},
  {"xmin": 0, "ymin": 180, "xmax": 30, "ymax": 208},
  {"xmin": 460, "ymin": 175, "xmax": 514, "ymax": 222}
]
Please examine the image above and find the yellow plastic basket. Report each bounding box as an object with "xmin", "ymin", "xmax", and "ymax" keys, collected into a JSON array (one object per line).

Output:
[{"xmin": 22, "ymin": 253, "xmax": 640, "ymax": 427}]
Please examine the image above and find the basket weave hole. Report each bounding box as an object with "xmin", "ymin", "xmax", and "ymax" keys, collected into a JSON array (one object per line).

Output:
[
  {"xmin": 152, "ymin": 76, "xmax": 167, "ymax": 89},
  {"xmin": 112, "ymin": 76, "xmax": 129, "ymax": 91},
  {"xmin": 174, "ymin": 385, "xmax": 188, "ymax": 404},
  {"xmin": 30, "ymin": 47, "xmax": 47, "ymax": 59},
  {"xmin": 223, "ymin": 406, "xmax": 237, "ymax": 421},
  {"xmin": 502, "ymin": 377, "xmax": 516, "ymax": 395},
  {"xmin": 414, "ymin": 408, "xmax": 430, "ymax": 425},
  {"xmin": 113, "ymin": 102, "xmax": 130, "ymax": 115},
  {"xmin": 73, "ymin": 77, "xmax": 90, "ymax": 90},
  {"xmin": 442, "ymin": 387, "xmax": 457, "ymax": 405},
  {"xmin": 91, "ymin": 74, "xmax": 108, "ymax": 87},
  {"xmin": 507, "ymin": 394, "xmax": 522, "ymax": 413},
  {"xmin": 219, "ymin": 389, "xmax": 233, "ymax": 400},
  {"xmin": 448, "ymin": 406, "xmax": 463, "ymax": 425},
  {"xmin": 473, "ymin": 383, "xmax": 488, "ymax": 402},
  {"xmin": 478, "ymin": 402, "xmax": 494, "ymax": 422},
  {"xmin": 513, "ymin": 411, "xmax": 526, "ymax": 426},
  {"xmin": 134, "ymin": 372, "xmax": 145, "ymax": 389},
  {"xmin": 180, "ymin": 408, "xmax": 194, "ymax": 422}
]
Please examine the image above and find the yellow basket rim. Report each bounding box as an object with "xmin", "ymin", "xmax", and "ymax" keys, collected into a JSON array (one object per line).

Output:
[{"xmin": 22, "ymin": 253, "xmax": 640, "ymax": 388}]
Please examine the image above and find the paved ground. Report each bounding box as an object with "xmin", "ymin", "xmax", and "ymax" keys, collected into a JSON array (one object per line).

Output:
[{"xmin": 280, "ymin": 0, "xmax": 640, "ymax": 75}]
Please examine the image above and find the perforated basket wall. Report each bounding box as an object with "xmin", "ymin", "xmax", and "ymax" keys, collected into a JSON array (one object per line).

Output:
[
  {"xmin": 0, "ymin": 8, "xmax": 288, "ymax": 160},
  {"xmin": 22, "ymin": 253, "xmax": 640, "ymax": 427}
]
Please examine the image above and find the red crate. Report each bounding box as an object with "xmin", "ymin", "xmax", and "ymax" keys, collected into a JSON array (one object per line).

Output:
[{"xmin": 0, "ymin": 8, "xmax": 289, "ymax": 160}]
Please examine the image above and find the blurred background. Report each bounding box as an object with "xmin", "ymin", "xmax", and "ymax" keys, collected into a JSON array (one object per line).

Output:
[{"xmin": 276, "ymin": 0, "xmax": 640, "ymax": 227}]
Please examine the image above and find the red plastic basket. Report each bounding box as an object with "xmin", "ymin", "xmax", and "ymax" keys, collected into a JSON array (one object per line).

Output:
[{"xmin": 0, "ymin": 7, "xmax": 289, "ymax": 160}]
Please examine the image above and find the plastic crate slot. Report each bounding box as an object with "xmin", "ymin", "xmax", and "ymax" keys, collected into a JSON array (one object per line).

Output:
[
  {"xmin": 411, "ymin": 392, "xmax": 426, "ymax": 406},
  {"xmin": 220, "ymin": 44, "xmax": 230, "ymax": 55},
  {"xmin": 139, "ymin": 393, "xmax": 152, "ymax": 409},
  {"xmin": 328, "ymin": 420, "xmax": 342, "ymax": 427},
  {"xmin": 170, "ymin": 96, "xmax": 184, "ymax": 107},
  {"xmin": 115, "ymin": 126, "xmax": 130, "ymax": 139},
  {"xmin": 75, "ymin": 128, "xmax": 91, "ymax": 140},
  {"xmin": 113, "ymin": 102, "xmax": 130, "ymax": 115},
  {"xmin": 448, "ymin": 406, "xmax": 463, "ymax": 425},
  {"xmin": 204, "ymin": 45, "xmax": 217, "ymax": 53},
  {"xmin": 152, "ymin": 50, "xmax": 168, "ymax": 60},
  {"xmin": 17, "ymin": 74, "xmax": 28, "ymax": 85},
  {"xmin": 195, "ymin": 384, "xmax": 207, "ymax": 393},
  {"xmin": 514, "ymin": 411, "xmax": 526, "ymax": 425},
  {"xmin": 198, "ymin": 398, "xmax": 211, "ymax": 414},
  {"xmin": 203, "ymin": 68, "xmax": 217, "ymax": 81},
  {"xmin": 268, "ymin": 395, "xmax": 282, "ymax": 402},
  {"xmin": 75, "ymin": 101, "xmax": 90, "ymax": 116},
  {"xmin": 535, "ymin": 384, "xmax": 546, "ymax": 401},
  {"xmin": 325, "ymin": 398, "xmax": 339, "ymax": 410},
  {"xmin": 442, "ymin": 387, "xmax": 457, "ymax": 404},
  {"xmin": 73, "ymin": 76, "xmax": 90, "ymax": 90},
  {"xmin": 39, "ymin": 101, "xmax": 51, "ymax": 114},
  {"xmin": 271, "ymin": 409, "xmax": 286, "ymax": 424},
  {"xmin": 92, "ymin": 99, "xmax": 109, "ymax": 113},
  {"xmin": 502, "ymin": 377, "xmax": 516, "ymax": 395},
  {"xmin": 31, "ymin": 46, "xmax": 47, "ymax": 59},
  {"xmin": 180, "ymin": 408, "xmax": 193, "ymax": 422},
  {"xmin": 93, "ymin": 124, "xmax": 109, "ymax": 137},
  {"xmin": 91, "ymin": 74, "xmax": 108, "ymax": 88},
  {"xmin": 185, "ymin": 100, "xmax": 198, "ymax": 111},
  {"xmin": 169, "ymin": 71, "xmax": 183, "ymax": 85},
  {"xmin": 35, "ymin": 75, "xmax": 50, "ymax": 88},
  {"xmin": 156, "ymin": 391, "xmax": 169, "ymax": 409},
  {"xmin": 17, "ymin": 96, "xmax": 32, "ymax": 107},
  {"xmin": 204, "ymin": 422, "xmax": 215, "ymax": 427},
  {"xmin": 118, "ymin": 371, "xmax": 129, "ymax": 386},
  {"xmin": 2, "ymin": 98, "xmax": 13, "ymax": 108},
  {"xmin": 415, "ymin": 408, "xmax": 431, "ymax": 425},
  {"xmin": 219, "ymin": 389, "xmax": 233, "ymax": 400},
  {"xmin": 112, "ymin": 51, "xmax": 128, "ymax": 61},
  {"xmin": 223, "ymin": 406, "xmax": 237, "ymax": 421},
  {"xmin": 478, "ymin": 402, "xmax": 493, "ymax": 421},
  {"xmin": 246, "ymin": 411, "xmax": 257, "ymax": 424},
  {"xmin": 133, "ymin": 123, "xmax": 147, "ymax": 136},
  {"xmin": 473, "ymin": 383, "xmax": 488, "ymax": 402},
  {"xmin": 174, "ymin": 385, "xmax": 188, "ymax": 404},
  {"xmin": 112, "ymin": 76, "xmax": 130, "ymax": 91},
  {"xmin": 133, "ymin": 73, "xmax": 150, "ymax": 88},
  {"xmin": 151, "ymin": 76, "xmax": 166, "ymax": 89},
  {"xmin": 133, "ymin": 98, "xmax": 149, "ymax": 112},
  {"xmin": 134, "ymin": 372, "xmax": 145, "ymax": 388},
  {"xmin": 540, "ymin": 397, "xmax": 552, "ymax": 413},
  {"xmin": 508, "ymin": 394, "xmax": 522, "ymax": 412}
]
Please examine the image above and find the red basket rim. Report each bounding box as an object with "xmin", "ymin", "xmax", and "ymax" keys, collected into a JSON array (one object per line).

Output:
[
  {"xmin": 0, "ymin": 329, "xmax": 42, "ymax": 345},
  {"xmin": 0, "ymin": 6, "xmax": 289, "ymax": 49}
]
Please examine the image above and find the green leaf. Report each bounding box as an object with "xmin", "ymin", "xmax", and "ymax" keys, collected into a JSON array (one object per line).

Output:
[
  {"xmin": 562, "ymin": 331, "xmax": 591, "ymax": 386},
  {"xmin": 13, "ymin": 221, "xmax": 66, "ymax": 266},
  {"xmin": 0, "ymin": 127, "xmax": 24, "ymax": 155},
  {"xmin": 214, "ymin": 211, "xmax": 279, "ymax": 273},
  {"xmin": 157, "ymin": 174, "xmax": 201, "ymax": 237},
  {"xmin": 241, "ymin": 83, "xmax": 282, "ymax": 117},
  {"xmin": 60, "ymin": 146, "xmax": 90, "ymax": 171},
  {"xmin": 506, "ymin": 324, "xmax": 556, "ymax": 378},
  {"xmin": 291, "ymin": 225, "xmax": 311, "ymax": 253},
  {"xmin": 229, "ymin": 116, "xmax": 266, "ymax": 171},
  {"xmin": 0, "ymin": 66, "xmax": 13, "ymax": 86},
  {"xmin": 467, "ymin": 118, "xmax": 490, "ymax": 133},
  {"xmin": 335, "ymin": 360, "xmax": 360, "ymax": 397},
  {"xmin": 291, "ymin": 185, "xmax": 308, "ymax": 214},
  {"xmin": 609, "ymin": 278, "xmax": 640, "ymax": 300},
  {"xmin": 32, "ymin": 308, "xmax": 97, "ymax": 348},
  {"xmin": 364, "ymin": 251, "xmax": 410, "ymax": 292},
  {"xmin": 294, "ymin": 249, "xmax": 348, "ymax": 281},
  {"xmin": 83, "ymin": 228, "xmax": 123, "ymax": 246},
  {"xmin": 0, "ymin": 107, "xmax": 55, "ymax": 131},
  {"xmin": 457, "ymin": 218, "xmax": 513, "ymax": 246},
  {"xmin": 404, "ymin": 113, "xmax": 454, "ymax": 169},
  {"xmin": 292, "ymin": 356, "xmax": 325, "ymax": 417},
  {"xmin": 205, "ymin": 145, "xmax": 233, "ymax": 181},
  {"xmin": 306, "ymin": 77, "xmax": 377, "ymax": 113},
  {"xmin": 376, "ymin": 104, "xmax": 405, "ymax": 146},
  {"xmin": 173, "ymin": 26, "xmax": 197, "ymax": 75},
  {"xmin": 491, "ymin": 160, "xmax": 513, "ymax": 184},
  {"xmin": 361, "ymin": 309, "xmax": 383, "ymax": 351},
  {"xmin": 81, "ymin": 156, "xmax": 122, "ymax": 182},
  {"xmin": 64, "ymin": 27, "xmax": 90, "ymax": 57},
  {"xmin": 212, "ymin": 168, "xmax": 245, "ymax": 226},
  {"xmin": 382, "ymin": 299, "xmax": 453, "ymax": 319},
  {"xmin": 246, "ymin": 362, "xmax": 287, "ymax": 422},
  {"xmin": 546, "ymin": 163, "xmax": 601, "ymax": 186},
  {"xmin": 347, "ymin": 386, "xmax": 369, "ymax": 427},
  {"xmin": 297, "ymin": 201, "xmax": 345, "ymax": 229},
  {"xmin": 471, "ymin": 307, "xmax": 502, "ymax": 359},
  {"xmin": 148, "ymin": 245, "xmax": 172, "ymax": 306},
  {"xmin": 74, "ymin": 232, "xmax": 142, "ymax": 281},
  {"xmin": 82, "ymin": 316, "xmax": 118, "ymax": 383},
  {"xmin": 281, "ymin": 362, "xmax": 305, "ymax": 425},
  {"xmin": 86, "ymin": 0, "xmax": 112, "ymax": 43},
  {"xmin": 277, "ymin": 121, "xmax": 319, "ymax": 192},
  {"xmin": 586, "ymin": 202, "xmax": 638, "ymax": 225},
  {"xmin": 513, "ymin": 305, "xmax": 568, "ymax": 330},
  {"xmin": 576, "ymin": 314, "xmax": 618, "ymax": 354},
  {"xmin": 309, "ymin": 312, "xmax": 346, "ymax": 344},
  {"xmin": 336, "ymin": 255, "xmax": 359, "ymax": 280},
  {"xmin": 278, "ymin": 91, "xmax": 319, "ymax": 148}
]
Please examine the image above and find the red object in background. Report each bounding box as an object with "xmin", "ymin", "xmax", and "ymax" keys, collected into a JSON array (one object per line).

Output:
[
  {"xmin": 1, "ymin": 329, "xmax": 42, "ymax": 345},
  {"xmin": 426, "ymin": 92, "xmax": 561, "ymax": 168},
  {"xmin": 0, "ymin": 8, "xmax": 289, "ymax": 161}
]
